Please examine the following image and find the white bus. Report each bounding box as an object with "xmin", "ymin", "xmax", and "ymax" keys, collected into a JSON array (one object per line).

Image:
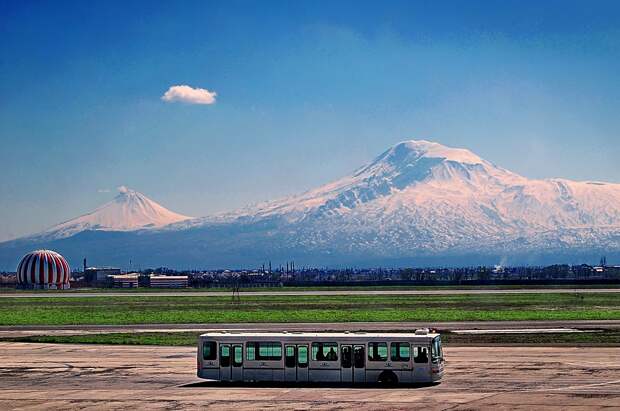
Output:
[{"xmin": 197, "ymin": 329, "xmax": 444, "ymax": 385}]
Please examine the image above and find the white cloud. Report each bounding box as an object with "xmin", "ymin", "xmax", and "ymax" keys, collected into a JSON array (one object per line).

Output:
[
  {"xmin": 97, "ymin": 188, "xmax": 111, "ymax": 193},
  {"xmin": 117, "ymin": 185, "xmax": 129, "ymax": 193},
  {"xmin": 161, "ymin": 85, "xmax": 217, "ymax": 105}
]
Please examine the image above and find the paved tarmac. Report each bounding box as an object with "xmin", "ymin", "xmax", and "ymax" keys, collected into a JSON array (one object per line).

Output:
[
  {"xmin": 2, "ymin": 287, "xmax": 620, "ymax": 298},
  {"xmin": 1, "ymin": 342, "xmax": 619, "ymax": 410},
  {"xmin": 2, "ymin": 320, "xmax": 620, "ymax": 338}
]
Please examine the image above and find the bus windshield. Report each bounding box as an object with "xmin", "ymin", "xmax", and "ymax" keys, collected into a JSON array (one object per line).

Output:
[{"xmin": 431, "ymin": 337, "xmax": 443, "ymax": 362}]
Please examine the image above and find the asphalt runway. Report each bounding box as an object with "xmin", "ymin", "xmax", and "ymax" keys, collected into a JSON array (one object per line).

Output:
[
  {"xmin": 2, "ymin": 287, "xmax": 620, "ymax": 298},
  {"xmin": 2, "ymin": 320, "xmax": 620, "ymax": 338},
  {"xmin": 1, "ymin": 342, "xmax": 618, "ymax": 410}
]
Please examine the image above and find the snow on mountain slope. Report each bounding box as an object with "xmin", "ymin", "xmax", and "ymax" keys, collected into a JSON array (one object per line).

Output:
[
  {"xmin": 170, "ymin": 139, "xmax": 620, "ymax": 257},
  {"xmin": 6, "ymin": 139, "xmax": 620, "ymax": 268},
  {"xmin": 213, "ymin": 139, "xmax": 620, "ymax": 227},
  {"xmin": 37, "ymin": 187, "xmax": 191, "ymax": 240}
]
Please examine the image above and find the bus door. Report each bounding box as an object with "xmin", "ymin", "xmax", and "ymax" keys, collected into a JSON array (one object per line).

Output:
[
  {"xmin": 285, "ymin": 344, "xmax": 309, "ymax": 382},
  {"xmin": 231, "ymin": 344, "xmax": 243, "ymax": 381},
  {"xmin": 353, "ymin": 344, "xmax": 366, "ymax": 383},
  {"xmin": 340, "ymin": 345, "xmax": 353, "ymax": 383},
  {"xmin": 219, "ymin": 344, "xmax": 231, "ymax": 381},
  {"xmin": 413, "ymin": 345, "xmax": 431, "ymax": 382},
  {"xmin": 297, "ymin": 345, "xmax": 309, "ymax": 382}
]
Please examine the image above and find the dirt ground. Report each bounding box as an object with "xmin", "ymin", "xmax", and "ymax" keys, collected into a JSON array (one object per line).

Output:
[{"xmin": 0, "ymin": 342, "xmax": 619, "ymax": 410}]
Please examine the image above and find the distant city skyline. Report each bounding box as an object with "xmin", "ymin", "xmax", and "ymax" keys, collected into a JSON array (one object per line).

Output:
[{"xmin": 1, "ymin": 0, "xmax": 619, "ymax": 242}]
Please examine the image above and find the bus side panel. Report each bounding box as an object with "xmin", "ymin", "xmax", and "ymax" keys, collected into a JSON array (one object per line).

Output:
[
  {"xmin": 243, "ymin": 367, "xmax": 273, "ymax": 382},
  {"xmin": 365, "ymin": 369, "xmax": 382, "ymax": 384},
  {"xmin": 244, "ymin": 359, "xmax": 282, "ymax": 381},
  {"xmin": 309, "ymin": 369, "xmax": 340, "ymax": 383},
  {"xmin": 396, "ymin": 369, "xmax": 414, "ymax": 384},
  {"xmin": 199, "ymin": 368, "xmax": 220, "ymax": 380},
  {"xmin": 309, "ymin": 356, "xmax": 341, "ymax": 383},
  {"xmin": 396, "ymin": 355, "xmax": 414, "ymax": 383},
  {"xmin": 273, "ymin": 368, "xmax": 285, "ymax": 382},
  {"xmin": 366, "ymin": 358, "xmax": 391, "ymax": 383},
  {"xmin": 413, "ymin": 362, "xmax": 432, "ymax": 382}
]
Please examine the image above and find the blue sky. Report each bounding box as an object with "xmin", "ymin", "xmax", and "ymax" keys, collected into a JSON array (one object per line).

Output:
[{"xmin": 1, "ymin": 0, "xmax": 619, "ymax": 241}]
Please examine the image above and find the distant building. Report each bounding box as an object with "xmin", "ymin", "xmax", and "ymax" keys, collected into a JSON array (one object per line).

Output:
[
  {"xmin": 108, "ymin": 273, "xmax": 139, "ymax": 288},
  {"xmin": 85, "ymin": 267, "xmax": 121, "ymax": 286},
  {"xmin": 0, "ymin": 273, "xmax": 17, "ymax": 288},
  {"xmin": 149, "ymin": 275, "xmax": 188, "ymax": 288}
]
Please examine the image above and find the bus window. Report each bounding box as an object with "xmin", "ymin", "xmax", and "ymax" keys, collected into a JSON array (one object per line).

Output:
[
  {"xmin": 298, "ymin": 346, "xmax": 308, "ymax": 368},
  {"xmin": 285, "ymin": 345, "xmax": 296, "ymax": 368},
  {"xmin": 246, "ymin": 343, "xmax": 255, "ymax": 360},
  {"xmin": 341, "ymin": 345, "xmax": 352, "ymax": 368},
  {"xmin": 353, "ymin": 345, "xmax": 365, "ymax": 368},
  {"xmin": 246, "ymin": 342, "xmax": 282, "ymax": 361},
  {"xmin": 368, "ymin": 342, "xmax": 388, "ymax": 361},
  {"xmin": 312, "ymin": 342, "xmax": 338, "ymax": 361},
  {"xmin": 203, "ymin": 341, "xmax": 217, "ymax": 361},
  {"xmin": 432, "ymin": 337, "xmax": 443, "ymax": 363},
  {"xmin": 220, "ymin": 345, "xmax": 231, "ymax": 367},
  {"xmin": 232, "ymin": 345, "xmax": 243, "ymax": 367},
  {"xmin": 390, "ymin": 342, "xmax": 410, "ymax": 362},
  {"xmin": 414, "ymin": 347, "xmax": 429, "ymax": 363},
  {"xmin": 259, "ymin": 342, "xmax": 282, "ymax": 360}
]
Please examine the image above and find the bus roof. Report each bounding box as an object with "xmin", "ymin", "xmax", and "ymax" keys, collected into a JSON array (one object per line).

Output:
[{"xmin": 199, "ymin": 331, "xmax": 441, "ymax": 340}]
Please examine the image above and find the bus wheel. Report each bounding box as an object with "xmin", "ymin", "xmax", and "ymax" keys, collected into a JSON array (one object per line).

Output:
[{"xmin": 378, "ymin": 371, "xmax": 398, "ymax": 386}]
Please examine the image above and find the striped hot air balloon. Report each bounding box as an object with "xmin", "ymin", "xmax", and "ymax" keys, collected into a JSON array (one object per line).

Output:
[{"xmin": 16, "ymin": 250, "xmax": 71, "ymax": 289}]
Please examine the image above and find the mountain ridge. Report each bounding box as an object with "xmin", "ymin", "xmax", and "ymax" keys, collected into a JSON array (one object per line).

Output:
[
  {"xmin": 177, "ymin": 139, "xmax": 620, "ymax": 230},
  {"xmin": 1, "ymin": 139, "xmax": 619, "ymax": 269}
]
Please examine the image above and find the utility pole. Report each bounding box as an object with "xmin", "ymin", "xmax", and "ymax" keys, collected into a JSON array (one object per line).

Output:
[{"xmin": 231, "ymin": 278, "xmax": 241, "ymax": 304}]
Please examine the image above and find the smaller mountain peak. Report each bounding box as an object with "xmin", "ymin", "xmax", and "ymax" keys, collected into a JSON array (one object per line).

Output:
[
  {"xmin": 116, "ymin": 185, "xmax": 137, "ymax": 196},
  {"xmin": 114, "ymin": 186, "xmax": 150, "ymax": 204},
  {"xmin": 35, "ymin": 187, "xmax": 192, "ymax": 240}
]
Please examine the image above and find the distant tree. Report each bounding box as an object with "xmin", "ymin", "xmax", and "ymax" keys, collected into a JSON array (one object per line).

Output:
[
  {"xmin": 477, "ymin": 266, "xmax": 490, "ymax": 282},
  {"xmin": 400, "ymin": 268, "xmax": 415, "ymax": 281}
]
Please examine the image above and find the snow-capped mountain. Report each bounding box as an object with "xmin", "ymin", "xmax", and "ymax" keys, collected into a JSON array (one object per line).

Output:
[
  {"xmin": 206, "ymin": 139, "xmax": 620, "ymax": 256},
  {"xmin": 35, "ymin": 186, "xmax": 191, "ymax": 240},
  {"xmin": 177, "ymin": 139, "xmax": 620, "ymax": 256},
  {"xmin": 1, "ymin": 140, "xmax": 619, "ymax": 269}
]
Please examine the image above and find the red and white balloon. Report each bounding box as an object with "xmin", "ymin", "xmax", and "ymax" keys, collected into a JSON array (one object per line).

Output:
[{"xmin": 17, "ymin": 250, "xmax": 71, "ymax": 289}]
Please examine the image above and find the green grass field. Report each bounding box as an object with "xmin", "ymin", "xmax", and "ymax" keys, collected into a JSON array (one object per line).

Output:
[
  {"xmin": 1, "ymin": 292, "xmax": 619, "ymax": 325},
  {"xmin": 1, "ymin": 284, "xmax": 618, "ymax": 293}
]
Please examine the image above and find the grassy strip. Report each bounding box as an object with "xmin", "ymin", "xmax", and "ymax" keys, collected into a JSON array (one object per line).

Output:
[
  {"xmin": 442, "ymin": 331, "xmax": 620, "ymax": 345},
  {"xmin": 0, "ymin": 332, "xmax": 200, "ymax": 346},
  {"xmin": 4, "ymin": 292, "xmax": 619, "ymax": 307},
  {"xmin": 2, "ymin": 308, "xmax": 620, "ymax": 326},
  {"xmin": 3, "ymin": 330, "xmax": 620, "ymax": 347},
  {"xmin": 1, "ymin": 293, "xmax": 619, "ymax": 325}
]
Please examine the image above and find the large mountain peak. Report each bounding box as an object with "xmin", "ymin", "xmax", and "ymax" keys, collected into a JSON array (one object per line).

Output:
[
  {"xmin": 38, "ymin": 187, "xmax": 191, "ymax": 240},
  {"xmin": 229, "ymin": 139, "xmax": 522, "ymax": 221},
  {"xmin": 385, "ymin": 140, "xmax": 484, "ymax": 165},
  {"xmin": 355, "ymin": 139, "xmax": 491, "ymax": 180}
]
